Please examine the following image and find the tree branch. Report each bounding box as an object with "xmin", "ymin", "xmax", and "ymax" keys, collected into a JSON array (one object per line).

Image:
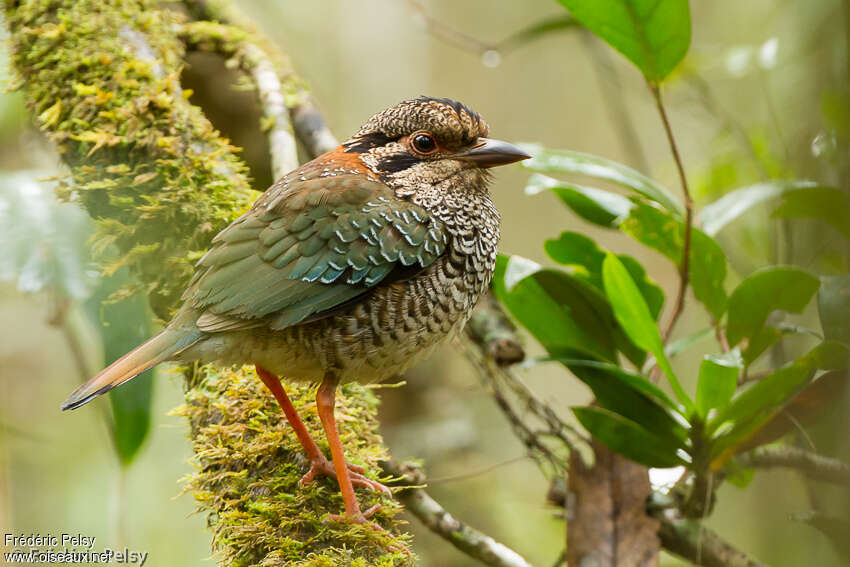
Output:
[
  {"xmin": 406, "ymin": 0, "xmax": 580, "ymax": 64},
  {"xmin": 652, "ymin": 504, "xmax": 768, "ymax": 567},
  {"xmin": 737, "ymin": 446, "xmax": 850, "ymax": 485},
  {"xmin": 182, "ymin": 0, "xmax": 339, "ymax": 158},
  {"xmin": 461, "ymin": 325, "xmax": 581, "ymax": 474},
  {"xmin": 650, "ymin": 83, "xmax": 694, "ymax": 343},
  {"xmin": 177, "ymin": 21, "xmax": 298, "ymax": 178},
  {"xmin": 466, "ymin": 290, "xmax": 525, "ymax": 366},
  {"xmin": 382, "ymin": 460, "xmax": 537, "ymax": 567}
]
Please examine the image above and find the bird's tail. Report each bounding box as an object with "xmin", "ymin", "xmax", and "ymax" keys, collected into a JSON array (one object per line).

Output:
[{"xmin": 61, "ymin": 329, "xmax": 202, "ymax": 411}]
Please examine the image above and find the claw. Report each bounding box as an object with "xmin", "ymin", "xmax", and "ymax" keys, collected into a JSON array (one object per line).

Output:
[{"xmin": 300, "ymin": 457, "xmax": 392, "ymax": 497}]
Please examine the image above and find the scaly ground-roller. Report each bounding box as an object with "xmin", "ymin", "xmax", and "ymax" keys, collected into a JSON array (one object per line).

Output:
[{"xmin": 62, "ymin": 97, "xmax": 529, "ymax": 523}]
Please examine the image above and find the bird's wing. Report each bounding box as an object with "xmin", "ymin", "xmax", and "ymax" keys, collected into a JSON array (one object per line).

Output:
[{"xmin": 183, "ymin": 174, "xmax": 447, "ymax": 332}]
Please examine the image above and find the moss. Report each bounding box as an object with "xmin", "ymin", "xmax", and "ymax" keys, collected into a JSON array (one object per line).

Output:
[
  {"xmin": 4, "ymin": 0, "xmax": 415, "ymax": 563},
  {"xmin": 175, "ymin": 368, "xmax": 413, "ymax": 566},
  {"xmin": 4, "ymin": 0, "xmax": 256, "ymax": 320}
]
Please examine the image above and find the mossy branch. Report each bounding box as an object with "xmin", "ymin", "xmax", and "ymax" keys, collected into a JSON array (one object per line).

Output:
[
  {"xmin": 3, "ymin": 0, "xmax": 411, "ymax": 564},
  {"xmin": 176, "ymin": 368, "xmax": 411, "ymax": 566}
]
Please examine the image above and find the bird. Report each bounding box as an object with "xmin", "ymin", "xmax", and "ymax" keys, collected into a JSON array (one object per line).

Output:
[{"xmin": 61, "ymin": 96, "xmax": 529, "ymax": 523}]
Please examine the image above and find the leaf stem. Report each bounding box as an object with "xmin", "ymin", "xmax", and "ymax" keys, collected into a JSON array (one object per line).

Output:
[{"xmin": 649, "ymin": 82, "xmax": 693, "ymax": 343}]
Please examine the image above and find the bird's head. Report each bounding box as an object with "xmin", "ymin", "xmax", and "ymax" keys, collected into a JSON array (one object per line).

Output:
[{"xmin": 342, "ymin": 97, "xmax": 529, "ymax": 197}]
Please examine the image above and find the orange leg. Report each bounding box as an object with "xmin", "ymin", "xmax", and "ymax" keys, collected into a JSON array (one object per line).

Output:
[
  {"xmin": 315, "ymin": 375, "xmax": 382, "ymax": 521},
  {"xmin": 255, "ymin": 365, "xmax": 389, "ymax": 495}
]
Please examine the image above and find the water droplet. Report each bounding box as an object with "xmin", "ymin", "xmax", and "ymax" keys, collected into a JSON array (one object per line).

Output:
[
  {"xmin": 482, "ymin": 50, "xmax": 501, "ymax": 68},
  {"xmin": 724, "ymin": 46, "xmax": 754, "ymax": 77},
  {"xmin": 758, "ymin": 38, "xmax": 779, "ymax": 69},
  {"xmin": 811, "ymin": 132, "xmax": 836, "ymax": 159}
]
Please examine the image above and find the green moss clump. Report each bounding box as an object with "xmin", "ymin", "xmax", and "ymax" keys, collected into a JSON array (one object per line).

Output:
[
  {"xmin": 4, "ymin": 0, "xmax": 256, "ymax": 319},
  {"xmin": 175, "ymin": 366, "xmax": 414, "ymax": 566}
]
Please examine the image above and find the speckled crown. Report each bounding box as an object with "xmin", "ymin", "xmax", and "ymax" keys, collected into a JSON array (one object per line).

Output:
[{"xmin": 356, "ymin": 97, "xmax": 490, "ymax": 145}]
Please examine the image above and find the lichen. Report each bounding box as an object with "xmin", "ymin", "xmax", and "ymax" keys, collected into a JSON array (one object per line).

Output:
[{"xmin": 3, "ymin": 0, "xmax": 415, "ymax": 563}]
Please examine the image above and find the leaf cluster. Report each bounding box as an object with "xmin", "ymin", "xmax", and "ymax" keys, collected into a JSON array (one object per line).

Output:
[{"xmin": 497, "ymin": 0, "xmax": 850, "ymax": 512}]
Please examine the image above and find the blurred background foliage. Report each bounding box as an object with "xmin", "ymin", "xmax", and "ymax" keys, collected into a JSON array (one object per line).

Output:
[{"xmin": 1, "ymin": 1, "xmax": 849, "ymax": 566}]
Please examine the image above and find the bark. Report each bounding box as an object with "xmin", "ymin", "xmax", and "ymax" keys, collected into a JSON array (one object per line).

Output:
[{"xmin": 566, "ymin": 442, "xmax": 660, "ymax": 567}]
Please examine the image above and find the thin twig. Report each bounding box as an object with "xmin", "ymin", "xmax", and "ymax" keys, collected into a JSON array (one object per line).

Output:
[
  {"xmin": 737, "ymin": 446, "xmax": 850, "ymax": 485},
  {"xmin": 426, "ymin": 455, "xmax": 530, "ymax": 484},
  {"xmin": 383, "ymin": 460, "xmax": 538, "ymax": 567},
  {"xmin": 406, "ymin": 0, "xmax": 579, "ymax": 62},
  {"xmin": 650, "ymin": 83, "xmax": 694, "ymax": 343},
  {"xmin": 460, "ymin": 295, "xmax": 587, "ymax": 476},
  {"xmin": 462, "ymin": 333, "xmax": 583, "ymax": 474},
  {"xmin": 714, "ymin": 325, "xmax": 731, "ymax": 353}
]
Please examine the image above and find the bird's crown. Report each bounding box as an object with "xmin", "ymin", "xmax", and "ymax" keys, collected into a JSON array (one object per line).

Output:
[{"xmin": 344, "ymin": 97, "xmax": 489, "ymax": 152}]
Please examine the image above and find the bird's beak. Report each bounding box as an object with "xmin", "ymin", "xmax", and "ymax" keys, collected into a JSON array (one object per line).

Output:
[{"xmin": 455, "ymin": 138, "xmax": 531, "ymax": 168}]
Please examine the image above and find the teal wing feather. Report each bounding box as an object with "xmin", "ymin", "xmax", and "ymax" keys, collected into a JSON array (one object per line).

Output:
[{"xmin": 183, "ymin": 174, "xmax": 447, "ymax": 332}]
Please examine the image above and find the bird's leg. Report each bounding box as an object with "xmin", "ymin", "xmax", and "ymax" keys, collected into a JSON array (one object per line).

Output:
[
  {"xmin": 315, "ymin": 374, "xmax": 384, "ymax": 521},
  {"xmin": 255, "ymin": 366, "xmax": 388, "ymax": 494}
]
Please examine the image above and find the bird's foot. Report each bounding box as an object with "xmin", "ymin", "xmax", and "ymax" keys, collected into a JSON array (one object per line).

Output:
[
  {"xmin": 324, "ymin": 509, "xmax": 412, "ymax": 557},
  {"xmin": 299, "ymin": 456, "xmax": 393, "ymax": 496},
  {"xmin": 324, "ymin": 504, "xmax": 382, "ymax": 523}
]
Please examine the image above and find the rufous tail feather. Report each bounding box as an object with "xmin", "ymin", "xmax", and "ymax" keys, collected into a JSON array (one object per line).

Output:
[{"xmin": 61, "ymin": 329, "xmax": 202, "ymax": 410}]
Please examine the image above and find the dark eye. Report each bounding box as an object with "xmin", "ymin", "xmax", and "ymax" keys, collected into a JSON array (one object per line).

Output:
[{"xmin": 411, "ymin": 133, "xmax": 437, "ymax": 154}]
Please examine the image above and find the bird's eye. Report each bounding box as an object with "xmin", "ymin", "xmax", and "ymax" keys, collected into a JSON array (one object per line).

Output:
[{"xmin": 411, "ymin": 133, "xmax": 437, "ymax": 154}]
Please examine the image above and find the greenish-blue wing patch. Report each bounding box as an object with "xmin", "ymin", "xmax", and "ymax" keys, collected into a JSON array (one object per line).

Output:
[{"xmin": 184, "ymin": 175, "xmax": 447, "ymax": 331}]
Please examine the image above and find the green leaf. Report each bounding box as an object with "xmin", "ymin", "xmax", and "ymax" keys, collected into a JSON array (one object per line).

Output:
[
  {"xmin": 555, "ymin": 0, "xmax": 690, "ymax": 81},
  {"xmin": 700, "ymin": 180, "xmax": 819, "ymax": 236},
  {"xmin": 737, "ymin": 370, "xmax": 849, "ymax": 452},
  {"xmin": 602, "ymin": 253, "xmax": 694, "ymax": 411},
  {"xmin": 772, "ymin": 186, "xmax": 850, "ymax": 240},
  {"xmin": 726, "ymin": 266, "xmax": 821, "ymax": 347},
  {"xmin": 723, "ymin": 460, "xmax": 755, "ymax": 489},
  {"xmin": 711, "ymin": 342, "xmax": 849, "ymax": 434},
  {"xmin": 618, "ymin": 255, "xmax": 665, "ymax": 321},
  {"xmin": 621, "ymin": 202, "xmax": 728, "ymax": 319},
  {"xmin": 553, "ymin": 359, "xmax": 678, "ymax": 410},
  {"xmin": 495, "ymin": 255, "xmax": 618, "ymax": 362},
  {"xmin": 710, "ymin": 344, "xmax": 850, "ymax": 464},
  {"xmin": 85, "ymin": 267, "xmax": 155, "ymax": 466},
  {"xmin": 544, "ymin": 231, "xmax": 664, "ymax": 318},
  {"xmin": 819, "ymin": 275, "xmax": 850, "ymax": 345},
  {"xmin": 526, "ymin": 173, "xmax": 633, "ymax": 227},
  {"xmin": 738, "ymin": 323, "xmax": 822, "ymax": 365},
  {"xmin": 519, "ymin": 144, "xmax": 683, "ymax": 215},
  {"xmin": 566, "ymin": 361, "xmax": 688, "ymax": 443},
  {"xmin": 573, "ymin": 406, "xmax": 687, "ymax": 467},
  {"xmin": 696, "ymin": 350, "xmax": 742, "ymax": 418}
]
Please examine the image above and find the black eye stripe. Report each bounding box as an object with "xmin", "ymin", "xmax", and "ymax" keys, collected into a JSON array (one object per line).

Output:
[
  {"xmin": 378, "ymin": 153, "xmax": 419, "ymax": 174},
  {"xmin": 343, "ymin": 132, "xmax": 395, "ymax": 153}
]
